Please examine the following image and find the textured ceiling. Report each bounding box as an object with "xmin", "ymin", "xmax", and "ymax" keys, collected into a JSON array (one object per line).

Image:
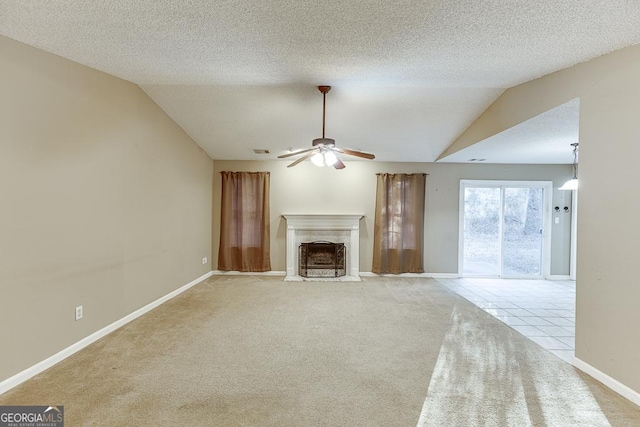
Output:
[
  {"xmin": 2, "ymin": 1, "xmax": 640, "ymax": 163},
  {"xmin": 439, "ymin": 99, "xmax": 581, "ymax": 164}
]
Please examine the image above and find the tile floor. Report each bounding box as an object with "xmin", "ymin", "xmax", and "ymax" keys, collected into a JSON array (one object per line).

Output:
[{"xmin": 435, "ymin": 277, "xmax": 576, "ymax": 363}]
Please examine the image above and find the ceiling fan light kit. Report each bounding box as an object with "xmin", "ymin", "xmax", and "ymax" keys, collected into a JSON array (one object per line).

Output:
[
  {"xmin": 311, "ymin": 150, "xmax": 338, "ymax": 167},
  {"xmin": 278, "ymin": 86, "xmax": 375, "ymax": 169}
]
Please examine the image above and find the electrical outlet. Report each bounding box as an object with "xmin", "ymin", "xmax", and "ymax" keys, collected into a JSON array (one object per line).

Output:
[
  {"xmin": 75, "ymin": 305, "xmax": 83, "ymax": 321},
  {"xmin": 202, "ymin": 256, "xmax": 208, "ymax": 264}
]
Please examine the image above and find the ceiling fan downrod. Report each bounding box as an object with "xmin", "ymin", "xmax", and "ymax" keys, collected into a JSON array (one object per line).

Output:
[
  {"xmin": 319, "ymin": 86, "xmax": 330, "ymax": 139},
  {"xmin": 313, "ymin": 86, "xmax": 335, "ymax": 147}
]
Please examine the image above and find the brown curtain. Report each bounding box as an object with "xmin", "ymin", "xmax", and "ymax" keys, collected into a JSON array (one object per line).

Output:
[
  {"xmin": 218, "ymin": 171, "xmax": 271, "ymax": 272},
  {"xmin": 372, "ymin": 173, "xmax": 426, "ymax": 274}
]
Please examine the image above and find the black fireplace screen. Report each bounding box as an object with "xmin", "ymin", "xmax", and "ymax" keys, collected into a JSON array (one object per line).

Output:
[{"xmin": 299, "ymin": 241, "xmax": 346, "ymax": 278}]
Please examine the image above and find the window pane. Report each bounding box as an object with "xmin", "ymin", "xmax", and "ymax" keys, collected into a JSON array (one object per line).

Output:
[
  {"xmin": 503, "ymin": 188, "xmax": 543, "ymax": 276},
  {"xmin": 463, "ymin": 187, "xmax": 500, "ymax": 276}
]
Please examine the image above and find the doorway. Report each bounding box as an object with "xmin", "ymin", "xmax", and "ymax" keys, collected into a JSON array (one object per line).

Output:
[{"xmin": 459, "ymin": 180, "xmax": 552, "ymax": 278}]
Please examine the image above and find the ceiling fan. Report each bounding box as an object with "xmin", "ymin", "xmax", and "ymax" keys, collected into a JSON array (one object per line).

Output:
[{"xmin": 278, "ymin": 86, "xmax": 375, "ymax": 169}]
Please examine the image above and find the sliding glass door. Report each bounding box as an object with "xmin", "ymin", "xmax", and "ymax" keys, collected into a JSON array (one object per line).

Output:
[{"xmin": 460, "ymin": 181, "xmax": 552, "ymax": 278}]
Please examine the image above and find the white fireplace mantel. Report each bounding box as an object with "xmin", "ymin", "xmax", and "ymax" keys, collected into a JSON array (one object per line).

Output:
[{"xmin": 282, "ymin": 214, "xmax": 363, "ymax": 281}]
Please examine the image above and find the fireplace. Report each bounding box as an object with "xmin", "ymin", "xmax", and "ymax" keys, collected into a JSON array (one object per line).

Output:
[
  {"xmin": 299, "ymin": 241, "xmax": 346, "ymax": 278},
  {"xmin": 282, "ymin": 214, "xmax": 363, "ymax": 281}
]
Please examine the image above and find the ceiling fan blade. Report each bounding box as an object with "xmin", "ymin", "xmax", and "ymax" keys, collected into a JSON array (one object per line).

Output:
[
  {"xmin": 333, "ymin": 157, "xmax": 346, "ymax": 169},
  {"xmin": 334, "ymin": 147, "xmax": 375, "ymax": 160},
  {"xmin": 278, "ymin": 147, "xmax": 318, "ymax": 159},
  {"xmin": 287, "ymin": 150, "xmax": 318, "ymax": 167}
]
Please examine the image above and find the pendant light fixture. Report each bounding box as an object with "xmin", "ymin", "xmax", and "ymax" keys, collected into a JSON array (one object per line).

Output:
[{"xmin": 560, "ymin": 143, "xmax": 579, "ymax": 190}]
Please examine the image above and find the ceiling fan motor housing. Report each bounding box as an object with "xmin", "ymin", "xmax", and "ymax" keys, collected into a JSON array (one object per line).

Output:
[{"xmin": 312, "ymin": 138, "xmax": 335, "ymax": 147}]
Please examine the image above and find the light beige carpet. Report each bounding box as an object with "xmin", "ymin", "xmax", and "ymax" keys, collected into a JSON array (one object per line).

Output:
[{"xmin": 1, "ymin": 276, "xmax": 639, "ymax": 426}]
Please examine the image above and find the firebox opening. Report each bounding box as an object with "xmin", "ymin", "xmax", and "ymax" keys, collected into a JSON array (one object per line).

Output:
[{"xmin": 299, "ymin": 241, "xmax": 346, "ymax": 278}]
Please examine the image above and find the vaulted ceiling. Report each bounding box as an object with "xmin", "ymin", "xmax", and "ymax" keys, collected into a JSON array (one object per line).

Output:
[{"xmin": 2, "ymin": 1, "xmax": 639, "ymax": 163}]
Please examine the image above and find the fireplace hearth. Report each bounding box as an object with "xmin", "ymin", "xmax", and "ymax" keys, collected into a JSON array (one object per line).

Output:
[{"xmin": 299, "ymin": 241, "xmax": 346, "ymax": 278}]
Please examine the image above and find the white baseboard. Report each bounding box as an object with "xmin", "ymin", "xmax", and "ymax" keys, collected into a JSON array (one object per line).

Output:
[
  {"xmin": 423, "ymin": 273, "xmax": 460, "ymax": 279},
  {"xmin": 359, "ymin": 272, "xmax": 459, "ymax": 279},
  {"xmin": 547, "ymin": 275, "xmax": 572, "ymax": 280},
  {"xmin": 210, "ymin": 271, "xmax": 459, "ymax": 279},
  {"xmin": 210, "ymin": 270, "xmax": 286, "ymax": 276},
  {"xmin": 0, "ymin": 271, "xmax": 214, "ymax": 396},
  {"xmin": 573, "ymin": 357, "xmax": 640, "ymax": 406}
]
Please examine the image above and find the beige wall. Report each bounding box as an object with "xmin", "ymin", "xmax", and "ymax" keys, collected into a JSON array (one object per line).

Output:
[
  {"xmin": 435, "ymin": 42, "xmax": 640, "ymax": 396},
  {"xmin": 212, "ymin": 160, "xmax": 572, "ymax": 275},
  {"xmin": 0, "ymin": 36, "xmax": 213, "ymax": 383},
  {"xmin": 576, "ymin": 53, "xmax": 640, "ymax": 392}
]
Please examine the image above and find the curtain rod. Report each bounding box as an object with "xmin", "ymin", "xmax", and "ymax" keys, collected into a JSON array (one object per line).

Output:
[
  {"xmin": 219, "ymin": 171, "xmax": 270, "ymax": 174},
  {"xmin": 375, "ymin": 173, "xmax": 429, "ymax": 176}
]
